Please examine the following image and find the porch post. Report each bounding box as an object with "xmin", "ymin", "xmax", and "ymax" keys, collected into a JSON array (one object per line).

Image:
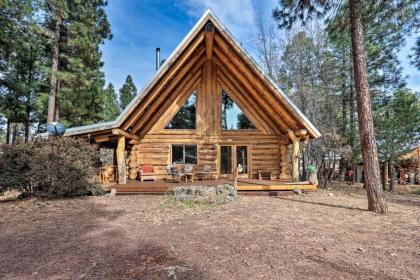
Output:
[
  {"xmin": 288, "ymin": 130, "xmax": 300, "ymax": 182},
  {"xmin": 292, "ymin": 140, "xmax": 300, "ymax": 181},
  {"xmin": 117, "ymin": 135, "xmax": 126, "ymax": 184}
]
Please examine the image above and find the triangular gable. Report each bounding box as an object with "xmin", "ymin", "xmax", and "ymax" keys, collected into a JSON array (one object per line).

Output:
[{"xmin": 64, "ymin": 9, "xmax": 321, "ymax": 140}]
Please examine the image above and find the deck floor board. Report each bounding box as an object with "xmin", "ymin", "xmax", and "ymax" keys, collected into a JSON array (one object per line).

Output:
[{"xmin": 107, "ymin": 178, "xmax": 316, "ymax": 194}]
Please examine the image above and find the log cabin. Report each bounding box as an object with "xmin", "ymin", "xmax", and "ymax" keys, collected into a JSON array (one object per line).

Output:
[{"xmin": 64, "ymin": 9, "xmax": 321, "ymax": 186}]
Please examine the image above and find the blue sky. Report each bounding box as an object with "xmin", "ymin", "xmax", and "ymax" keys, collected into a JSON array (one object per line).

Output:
[{"xmin": 101, "ymin": 0, "xmax": 419, "ymax": 93}]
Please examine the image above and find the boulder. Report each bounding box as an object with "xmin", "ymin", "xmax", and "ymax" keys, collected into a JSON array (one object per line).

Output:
[{"xmin": 171, "ymin": 184, "xmax": 237, "ymax": 204}]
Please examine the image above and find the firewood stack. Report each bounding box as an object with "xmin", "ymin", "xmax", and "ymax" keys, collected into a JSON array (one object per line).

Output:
[
  {"xmin": 102, "ymin": 166, "xmax": 115, "ymax": 183},
  {"xmin": 128, "ymin": 146, "xmax": 140, "ymax": 180}
]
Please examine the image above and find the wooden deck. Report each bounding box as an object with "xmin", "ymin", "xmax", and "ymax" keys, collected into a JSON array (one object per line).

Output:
[{"xmin": 106, "ymin": 178, "xmax": 317, "ymax": 195}]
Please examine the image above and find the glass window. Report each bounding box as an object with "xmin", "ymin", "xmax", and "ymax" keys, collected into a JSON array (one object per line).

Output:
[
  {"xmin": 166, "ymin": 91, "xmax": 196, "ymax": 129},
  {"xmin": 171, "ymin": 145, "xmax": 197, "ymax": 164},
  {"xmin": 184, "ymin": 145, "xmax": 197, "ymax": 164},
  {"xmin": 236, "ymin": 146, "xmax": 248, "ymax": 174},
  {"xmin": 171, "ymin": 145, "xmax": 184, "ymax": 164},
  {"xmin": 221, "ymin": 90, "xmax": 256, "ymax": 130},
  {"xmin": 220, "ymin": 146, "xmax": 232, "ymax": 174}
]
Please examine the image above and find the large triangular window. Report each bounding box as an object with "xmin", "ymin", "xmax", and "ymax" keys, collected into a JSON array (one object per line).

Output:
[
  {"xmin": 165, "ymin": 91, "xmax": 196, "ymax": 129},
  {"xmin": 221, "ymin": 90, "xmax": 256, "ymax": 130}
]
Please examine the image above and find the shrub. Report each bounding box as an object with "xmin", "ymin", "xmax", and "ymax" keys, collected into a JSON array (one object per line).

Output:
[
  {"xmin": 0, "ymin": 137, "xmax": 104, "ymax": 198},
  {"xmin": 307, "ymin": 165, "xmax": 317, "ymax": 174},
  {"xmin": 0, "ymin": 143, "xmax": 33, "ymax": 193}
]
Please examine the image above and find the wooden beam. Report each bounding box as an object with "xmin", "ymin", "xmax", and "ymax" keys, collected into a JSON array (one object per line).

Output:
[
  {"xmin": 116, "ymin": 135, "xmax": 126, "ymax": 184},
  {"xmin": 147, "ymin": 69, "xmax": 202, "ymax": 133},
  {"xmin": 122, "ymin": 33, "xmax": 205, "ymax": 130},
  {"xmin": 133, "ymin": 52, "xmax": 204, "ymax": 135},
  {"xmin": 235, "ymin": 184, "xmax": 317, "ymax": 191},
  {"xmin": 218, "ymin": 78, "xmax": 269, "ymax": 134},
  {"xmin": 288, "ymin": 130, "xmax": 300, "ymax": 182},
  {"xmin": 131, "ymin": 48, "xmax": 205, "ymax": 134},
  {"xmin": 216, "ymin": 67, "xmax": 280, "ymax": 135},
  {"xmin": 287, "ymin": 130, "xmax": 298, "ymax": 143},
  {"xmin": 214, "ymin": 34, "xmax": 300, "ymax": 130},
  {"xmin": 205, "ymin": 22, "xmax": 214, "ymax": 60},
  {"xmin": 112, "ymin": 128, "xmax": 140, "ymax": 140},
  {"xmin": 94, "ymin": 135, "xmax": 114, "ymax": 143},
  {"xmin": 213, "ymin": 50, "xmax": 291, "ymax": 133},
  {"xmin": 295, "ymin": 129, "xmax": 307, "ymax": 137}
]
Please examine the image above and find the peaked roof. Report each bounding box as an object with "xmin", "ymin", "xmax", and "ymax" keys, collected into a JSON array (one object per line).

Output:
[{"xmin": 64, "ymin": 9, "xmax": 321, "ymax": 139}]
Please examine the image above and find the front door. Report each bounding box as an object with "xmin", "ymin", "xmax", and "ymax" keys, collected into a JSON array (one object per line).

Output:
[{"xmin": 219, "ymin": 145, "xmax": 249, "ymax": 178}]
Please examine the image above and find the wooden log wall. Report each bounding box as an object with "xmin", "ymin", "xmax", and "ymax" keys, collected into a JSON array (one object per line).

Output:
[{"xmin": 126, "ymin": 133, "xmax": 288, "ymax": 180}]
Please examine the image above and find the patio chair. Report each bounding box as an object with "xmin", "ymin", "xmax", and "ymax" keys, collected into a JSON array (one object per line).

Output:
[
  {"xmin": 184, "ymin": 164, "xmax": 195, "ymax": 182},
  {"xmin": 139, "ymin": 165, "xmax": 157, "ymax": 182},
  {"xmin": 258, "ymin": 170, "xmax": 274, "ymax": 181},
  {"xmin": 166, "ymin": 165, "xmax": 183, "ymax": 183},
  {"xmin": 203, "ymin": 164, "xmax": 212, "ymax": 180}
]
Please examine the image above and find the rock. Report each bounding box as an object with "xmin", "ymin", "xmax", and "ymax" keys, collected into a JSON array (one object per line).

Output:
[
  {"xmin": 110, "ymin": 188, "xmax": 117, "ymax": 196},
  {"xmin": 357, "ymin": 247, "xmax": 365, "ymax": 253},
  {"xmin": 328, "ymin": 192, "xmax": 335, "ymax": 197},
  {"xmin": 171, "ymin": 184, "xmax": 236, "ymax": 204},
  {"xmin": 309, "ymin": 173, "xmax": 318, "ymax": 186},
  {"xmin": 293, "ymin": 189, "xmax": 302, "ymax": 195},
  {"xmin": 175, "ymin": 194, "xmax": 193, "ymax": 202}
]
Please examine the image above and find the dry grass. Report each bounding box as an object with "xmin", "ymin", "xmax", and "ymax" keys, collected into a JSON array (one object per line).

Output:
[{"xmin": 0, "ymin": 184, "xmax": 419, "ymax": 279}]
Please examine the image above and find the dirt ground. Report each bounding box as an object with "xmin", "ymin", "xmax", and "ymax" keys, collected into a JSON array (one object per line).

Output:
[{"xmin": 0, "ymin": 184, "xmax": 419, "ymax": 280}]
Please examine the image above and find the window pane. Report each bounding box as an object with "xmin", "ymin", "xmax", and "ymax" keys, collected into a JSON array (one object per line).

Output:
[
  {"xmin": 221, "ymin": 90, "xmax": 256, "ymax": 130},
  {"xmin": 236, "ymin": 146, "xmax": 248, "ymax": 174},
  {"xmin": 172, "ymin": 145, "xmax": 184, "ymax": 164},
  {"xmin": 220, "ymin": 146, "xmax": 232, "ymax": 174},
  {"xmin": 184, "ymin": 145, "xmax": 197, "ymax": 164},
  {"xmin": 166, "ymin": 91, "xmax": 196, "ymax": 129}
]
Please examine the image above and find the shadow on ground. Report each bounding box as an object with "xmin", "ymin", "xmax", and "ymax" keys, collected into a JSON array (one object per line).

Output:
[
  {"xmin": 275, "ymin": 196, "xmax": 367, "ymax": 211},
  {"xmin": 0, "ymin": 197, "xmax": 206, "ymax": 280}
]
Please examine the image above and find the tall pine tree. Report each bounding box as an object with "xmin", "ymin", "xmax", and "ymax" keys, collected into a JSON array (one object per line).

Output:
[
  {"xmin": 119, "ymin": 75, "xmax": 137, "ymax": 110},
  {"xmin": 102, "ymin": 83, "xmax": 120, "ymax": 121},
  {"xmin": 41, "ymin": 0, "xmax": 112, "ymax": 126},
  {"xmin": 0, "ymin": 0, "xmax": 44, "ymax": 143},
  {"xmin": 273, "ymin": 0, "xmax": 387, "ymax": 213}
]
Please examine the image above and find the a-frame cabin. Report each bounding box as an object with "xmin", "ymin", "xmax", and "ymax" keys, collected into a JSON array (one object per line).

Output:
[{"xmin": 64, "ymin": 10, "xmax": 321, "ymax": 185}]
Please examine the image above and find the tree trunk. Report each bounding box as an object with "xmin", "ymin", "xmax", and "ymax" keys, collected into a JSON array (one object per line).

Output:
[
  {"xmin": 382, "ymin": 160, "xmax": 389, "ymax": 191},
  {"xmin": 349, "ymin": 0, "xmax": 387, "ymax": 213},
  {"xmin": 47, "ymin": 20, "xmax": 61, "ymax": 124},
  {"xmin": 24, "ymin": 105, "xmax": 30, "ymax": 143},
  {"xmin": 301, "ymin": 150, "xmax": 306, "ymax": 181},
  {"xmin": 6, "ymin": 119, "xmax": 10, "ymax": 144},
  {"xmin": 10, "ymin": 122, "xmax": 16, "ymax": 144},
  {"xmin": 389, "ymin": 160, "xmax": 395, "ymax": 192}
]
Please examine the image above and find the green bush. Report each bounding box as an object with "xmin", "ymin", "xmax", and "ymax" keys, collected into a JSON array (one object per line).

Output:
[
  {"xmin": 307, "ymin": 165, "xmax": 317, "ymax": 174},
  {"xmin": 0, "ymin": 137, "xmax": 104, "ymax": 198}
]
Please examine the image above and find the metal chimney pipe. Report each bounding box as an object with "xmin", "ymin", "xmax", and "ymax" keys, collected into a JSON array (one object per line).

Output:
[{"xmin": 156, "ymin": 47, "xmax": 160, "ymax": 71}]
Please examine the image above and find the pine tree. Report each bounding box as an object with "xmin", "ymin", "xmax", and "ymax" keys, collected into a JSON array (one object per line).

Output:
[
  {"xmin": 412, "ymin": 37, "xmax": 420, "ymax": 70},
  {"xmin": 119, "ymin": 75, "xmax": 137, "ymax": 110},
  {"xmin": 0, "ymin": 0, "xmax": 44, "ymax": 143},
  {"xmin": 41, "ymin": 0, "xmax": 112, "ymax": 126},
  {"xmin": 375, "ymin": 88, "xmax": 420, "ymax": 191},
  {"xmin": 102, "ymin": 83, "xmax": 120, "ymax": 121},
  {"xmin": 274, "ymin": 0, "xmax": 381, "ymax": 212}
]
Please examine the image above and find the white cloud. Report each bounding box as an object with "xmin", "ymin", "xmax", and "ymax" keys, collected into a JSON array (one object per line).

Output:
[{"xmin": 176, "ymin": 0, "xmax": 256, "ymax": 42}]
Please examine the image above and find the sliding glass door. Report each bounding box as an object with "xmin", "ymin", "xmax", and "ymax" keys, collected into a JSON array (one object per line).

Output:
[{"xmin": 220, "ymin": 145, "xmax": 249, "ymax": 178}]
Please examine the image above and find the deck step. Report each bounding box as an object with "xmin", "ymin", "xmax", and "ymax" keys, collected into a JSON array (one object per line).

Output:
[{"xmin": 113, "ymin": 190, "xmax": 296, "ymax": 196}]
